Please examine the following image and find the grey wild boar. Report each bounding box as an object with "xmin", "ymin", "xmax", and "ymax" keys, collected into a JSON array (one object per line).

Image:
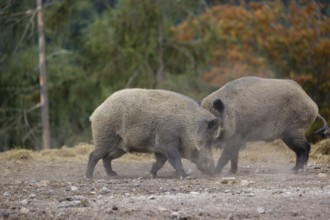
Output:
[
  {"xmin": 202, "ymin": 76, "xmax": 329, "ymax": 174},
  {"xmin": 86, "ymin": 88, "xmax": 224, "ymax": 179}
]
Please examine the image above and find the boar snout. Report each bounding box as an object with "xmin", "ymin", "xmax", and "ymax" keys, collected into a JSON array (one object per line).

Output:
[{"xmin": 195, "ymin": 156, "xmax": 215, "ymax": 176}]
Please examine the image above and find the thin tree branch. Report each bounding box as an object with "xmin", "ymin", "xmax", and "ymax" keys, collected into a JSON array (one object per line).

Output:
[
  {"xmin": 13, "ymin": 9, "xmax": 37, "ymax": 54},
  {"xmin": 125, "ymin": 71, "xmax": 139, "ymax": 88}
]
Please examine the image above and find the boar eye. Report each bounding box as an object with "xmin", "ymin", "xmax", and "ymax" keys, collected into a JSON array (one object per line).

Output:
[{"xmin": 207, "ymin": 118, "xmax": 219, "ymax": 130}]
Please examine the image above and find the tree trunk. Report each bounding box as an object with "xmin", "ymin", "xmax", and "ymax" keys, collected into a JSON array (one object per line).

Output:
[
  {"xmin": 37, "ymin": 0, "xmax": 50, "ymax": 150},
  {"xmin": 155, "ymin": 0, "xmax": 165, "ymax": 88}
]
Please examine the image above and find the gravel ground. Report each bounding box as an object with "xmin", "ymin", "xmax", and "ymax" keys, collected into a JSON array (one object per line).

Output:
[{"xmin": 0, "ymin": 144, "xmax": 330, "ymax": 220}]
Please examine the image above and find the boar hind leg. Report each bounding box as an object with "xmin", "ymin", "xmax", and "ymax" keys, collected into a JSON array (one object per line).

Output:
[
  {"xmin": 150, "ymin": 153, "xmax": 167, "ymax": 178},
  {"xmin": 103, "ymin": 148, "xmax": 126, "ymax": 177},
  {"xmin": 86, "ymin": 147, "xmax": 109, "ymax": 179},
  {"xmin": 282, "ymin": 135, "xmax": 311, "ymax": 171}
]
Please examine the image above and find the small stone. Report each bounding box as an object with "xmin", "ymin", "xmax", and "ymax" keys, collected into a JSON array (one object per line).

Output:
[
  {"xmin": 240, "ymin": 180, "xmax": 250, "ymax": 186},
  {"xmin": 148, "ymin": 195, "xmax": 156, "ymax": 200},
  {"xmin": 272, "ymin": 190, "xmax": 284, "ymax": 194},
  {"xmin": 58, "ymin": 200, "xmax": 82, "ymax": 208},
  {"xmin": 190, "ymin": 191, "xmax": 199, "ymax": 195},
  {"xmin": 29, "ymin": 193, "xmax": 37, "ymax": 199},
  {"xmin": 0, "ymin": 210, "xmax": 11, "ymax": 218},
  {"xmin": 20, "ymin": 207, "xmax": 30, "ymax": 214},
  {"xmin": 106, "ymin": 209, "xmax": 114, "ymax": 214},
  {"xmin": 171, "ymin": 211, "xmax": 179, "ymax": 218},
  {"xmin": 96, "ymin": 179, "xmax": 107, "ymax": 183},
  {"xmin": 20, "ymin": 199, "xmax": 29, "ymax": 205},
  {"xmin": 70, "ymin": 186, "xmax": 78, "ymax": 191},
  {"xmin": 247, "ymin": 193, "xmax": 255, "ymax": 197},
  {"xmin": 3, "ymin": 192, "xmax": 11, "ymax": 197},
  {"xmin": 257, "ymin": 207, "xmax": 265, "ymax": 214},
  {"xmin": 72, "ymin": 195, "xmax": 86, "ymax": 200},
  {"xmin": 35, "ymin": 180, "xmax": 49, "ymax": 187},
  {"xmin": 307, "ymin": 164, "xmax": 320, "ymax": 169},
  {"xmin": 291, "ymin": 211, "xmax": 299, "ymax": 216},
  {"xmin": 80, "ymin": 199, "xmax": 90, "ymax": 207},
  {"xmin": 100, "ymin": 186, "xmax": 110, "ymax": 194},
  {"xmin": 112, "ymin": 205, "xmax": 119, "ymax": 211},
  {"xmin": 318, "ymin": 173, "xmax": 327, "ymax": 178},
  {"xmin": 221, "ymin": 177, "xmax": 237, "ymax": 184},
  {"xmin": 29, "ymin": 177, "xmax": 39, "ymax": 184},
  {"xmin": 198, "ymin": 209, "xmax": 205, "ymax": 216},
  {"xmin": 170, "ymin": 211, "xmax": 189, "ymax": 219},
  {"xmin": 158, "ymin": 207, "xmax": 167, "ymax": 212}
]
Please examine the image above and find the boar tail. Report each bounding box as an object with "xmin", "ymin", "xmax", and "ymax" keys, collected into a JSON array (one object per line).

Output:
[{"xmin": 314, "ymin": 114, "xmax": 329, "ymax": 138}]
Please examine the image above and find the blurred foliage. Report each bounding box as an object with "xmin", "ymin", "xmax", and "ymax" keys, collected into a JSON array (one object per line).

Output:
[
  {"xmin": 171, "ymin": 0, "xmax": 330, "ymax": 140},
  {"xmin": 0, "ymin": 0, "xmax": 212, "ymax": 150},
  {"xmin": 1, "ymin": 0, "xmax": 329, "ymax": 150}
]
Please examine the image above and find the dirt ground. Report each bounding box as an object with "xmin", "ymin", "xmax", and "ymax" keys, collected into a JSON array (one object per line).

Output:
[{"xmin": 0, "ymin": 141, "xmax": 330, "ymax": 220}]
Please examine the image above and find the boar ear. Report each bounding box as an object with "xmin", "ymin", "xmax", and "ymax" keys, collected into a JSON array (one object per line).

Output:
[
  {"xmin": 208, "ymin": 118, "xmax": 220, "ymax": 130},
  {"xmin": 213, "ymin": 99, "xmax": 224, "ymax": 114}
]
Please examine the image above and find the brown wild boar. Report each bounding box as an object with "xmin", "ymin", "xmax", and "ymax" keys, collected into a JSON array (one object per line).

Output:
[
  {"xmin": 86, "ymin": 88, "xmax": 224, "ymax": 179},
  {"xmin": 202, "ymin": 76, "xmax": 329, "ymax": 174}
]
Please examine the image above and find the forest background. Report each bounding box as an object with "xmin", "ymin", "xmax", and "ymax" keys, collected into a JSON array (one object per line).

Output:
[{"xmin": 1, "ymin": 0, "xmax": 329, "ymax": 151}]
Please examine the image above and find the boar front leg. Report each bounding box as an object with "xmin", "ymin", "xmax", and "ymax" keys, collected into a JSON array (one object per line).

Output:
[
  {"xmin": 215, "ymin": 147, "xmax": 231, "ymax": 174},
  {"xmin": 216, "ymin": 139, "xmax": 242, "ymax": 174},
  {"xmin": 150, "ymin": 153, "xmax": 167, "ymax": 178},
  {"xmin": 164, "ymin": 148, "xmax": 188, "ymax": 179},
  {"xmin": 158, "ymin": 139, "xmax": 187, "ymax": 178}
]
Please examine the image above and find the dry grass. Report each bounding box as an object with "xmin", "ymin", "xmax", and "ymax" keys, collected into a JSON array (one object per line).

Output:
[
  {"xmin": 0, "ymin": 140, "xmax": 329, "ymax": 164},
  {"xmin": 239, "ymin": 140, "xmax": 294, "ymax": 164},
  {"xmin": 239, "ymin": 139, "xmax": 330, "ymax": 165},
  {"xmin": 38, "ymin": 143, "xmax": 94, "ymax": 161},
  {"xmin": 0, "ymin": 148, "xmax": 34, "ymax": 161},
  {"xmin": 0, "ymin": 143, "xmax": 93, "ymax": 162},
  {"xmin": 0, "ymin": 143, "xmax": 152, "ymax": 162},
  {"xmin": 310, "ymin": 139, "xmax": 330, "ymax": 164}
]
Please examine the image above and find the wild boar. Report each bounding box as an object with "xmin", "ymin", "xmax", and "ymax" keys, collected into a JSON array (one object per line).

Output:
[
  {"xmin": 86, "ymin": 88, "xmax": 224, "ymax": 179},
  {"xmin": 201, "ymin": 76, "xmax": 329, "ymax": 174}
]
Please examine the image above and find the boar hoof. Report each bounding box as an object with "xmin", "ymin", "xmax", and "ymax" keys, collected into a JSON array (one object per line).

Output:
[
  {"xmin": 107, "ymin": 171, "xmax": 118, "ymax": 176},
  {"xmin": 145, "ymin": 172, "xmax": 156, "ymax": 179},
  {"xmin": 179, "ymin": 173, "xmax": 189, "ymax": 180},
  {"xmin": 85, "ymin": 174, "xmax": 93, "ymax": 179},
  {"xmin": 292, "ymin": 166, "xmax": 304, "ymax": 174},
  {"xmin": 227, "ymin": 169, "xmax": 237, "ymax": 175}
]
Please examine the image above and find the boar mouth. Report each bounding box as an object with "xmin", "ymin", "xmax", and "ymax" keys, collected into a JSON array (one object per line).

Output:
[
  {"xmin": 196, "ymin": 161, "xmax": 215, "ymax": 176},
  {"xmin": 198, "ymin": 166, "xmax": 215, "ymax": 176}
]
